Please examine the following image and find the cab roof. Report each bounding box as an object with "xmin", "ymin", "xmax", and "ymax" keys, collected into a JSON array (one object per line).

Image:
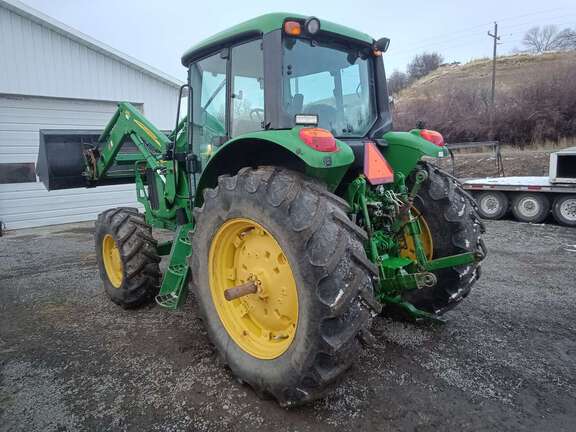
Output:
[{"xmin": 181, "ymin": 12, "xmax": 374, "ymax": 66}]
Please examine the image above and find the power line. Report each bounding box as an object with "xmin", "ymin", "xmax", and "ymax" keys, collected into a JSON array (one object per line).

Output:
[
  {"xmin": 388, "ymin": 15, "xmax": 576, "ymax": 59},
  {"xmin": 387, "ymin": 9, "xmax": 576, "ymax": 55}
]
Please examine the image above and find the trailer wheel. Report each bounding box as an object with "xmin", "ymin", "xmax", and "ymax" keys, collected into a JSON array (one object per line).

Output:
[
  {"xmin": 402, "ymin": 163, "xmax": 484, "ymax": 315},
  {"xmin": 190, "ymin": 167, "xmax": 379, "ymax": 406},
  {"xmin": 511, "ymin": 193, "xmax": 550, "ymax": 224},
  {"xmin": 95, "ymin": 207, "xmax": 160, "ymax": 308},
  {"xmin": 552, "ymin": 195, "xmax": 576, "ymax": 227},
  {"xmin": 475, "ymin": 191, "xmax": 509, "ymax": 220}
]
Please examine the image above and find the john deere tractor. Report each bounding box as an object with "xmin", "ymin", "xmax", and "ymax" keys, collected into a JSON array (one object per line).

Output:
[{"xmin": 37, "ymin": 13, "xmax": 485, "ymax": 406}]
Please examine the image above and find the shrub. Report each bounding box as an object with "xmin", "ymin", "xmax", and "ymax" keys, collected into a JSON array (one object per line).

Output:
[{"xmin": 393, "ymin": 64, "xmax": 576, "ymax": 147}]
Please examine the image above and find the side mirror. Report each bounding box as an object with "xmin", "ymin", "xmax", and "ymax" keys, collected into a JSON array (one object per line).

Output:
[{"xmin": 375, "ymin": 37, "xmax": 390, "ymax": 53}]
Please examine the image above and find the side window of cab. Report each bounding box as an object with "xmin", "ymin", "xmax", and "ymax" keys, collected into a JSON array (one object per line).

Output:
[
  {"xmin": 189, "ymin": 52, "xmax": 227, "ymax": 166},
  {"xmin": 230, "ymin": 40, "xmax": 264, "ymax": 137}
]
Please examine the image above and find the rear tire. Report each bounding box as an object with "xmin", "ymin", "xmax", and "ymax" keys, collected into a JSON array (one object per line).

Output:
[
  {"xmin": 475, "ymin": 191, "xmax": 509, "ymax": 220},
  {"xmin": 511, "ymin": 193, "xmax": 550, "ymax": 224},
  {"xmin": 402, "ymin": 163, "xmax": 485, "ymax": 315},
  {"xmin": 95, "ymin": 207, "xmax": 160, "ymax": 308},
  {"xmin": 190, "ymin": 167, "xmax": 380, "ymax": 406},
  {"xmin": 552, "ymin": 195, "xmax": 576, "ymax": 227}
]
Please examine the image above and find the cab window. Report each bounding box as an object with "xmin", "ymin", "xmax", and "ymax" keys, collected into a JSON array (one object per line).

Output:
[
  {"xmin": 189, "ymin": 52, "xmax": 227, "ymax": 166},
  {"xmin": 230, "ymin": 40, "xmax": 264, "ymax": 136}
]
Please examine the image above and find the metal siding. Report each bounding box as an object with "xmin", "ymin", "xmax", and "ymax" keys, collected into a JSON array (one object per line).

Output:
[
  {"xmin": 0, "ymin": 2, "xmax": 184, "ymax": 229},
  {"xmin": 0, "ymin": 5, "xmax": 180, "ymax": 129},
  {"xmin": 0, "ymin": 95, "xmax": 143, "ymax": 229}
]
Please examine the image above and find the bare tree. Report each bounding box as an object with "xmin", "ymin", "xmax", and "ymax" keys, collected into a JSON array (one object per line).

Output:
[
  {"xmin": 387, "ymin": 70, "xmax": 410, "ymax": 95},
  {"xmin": 407, "ymin": 52, "xmax": 444, "ymax": 81},
  {"xmin": 522, "ymin": 25, "xmax": 576, "ymax": 53}
]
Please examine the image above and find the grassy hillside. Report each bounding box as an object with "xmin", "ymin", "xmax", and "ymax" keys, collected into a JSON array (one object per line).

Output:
[
  {"xmin": 393, "ymin": 51, "xmax": 576, "ymax": 147},
  {"xmin": 396, "ymin": 51, "xmax": 576, "ymax": 103}
]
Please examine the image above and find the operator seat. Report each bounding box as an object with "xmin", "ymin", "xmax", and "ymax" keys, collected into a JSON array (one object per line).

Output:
[{"xmin": 287, "ymin": 93, "xmax": 304, "ymax": 118}]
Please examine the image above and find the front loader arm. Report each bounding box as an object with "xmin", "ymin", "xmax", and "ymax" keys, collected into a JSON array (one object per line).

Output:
[
  {"xmin": 83, "ymin": 102, "xmax": 193, "ymax": 230},
  {"xmin": 88, "ymin": 102, "xmax": 171, "ymax": 185}
]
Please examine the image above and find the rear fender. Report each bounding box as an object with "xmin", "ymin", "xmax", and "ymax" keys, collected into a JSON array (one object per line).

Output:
[
  {"xmin": 382, "ymin": 130, "xmax": 449, "ymax": 177},
  {"xmin": 194, "ymin": 128, "xmax": 354, "ymax": 207}
]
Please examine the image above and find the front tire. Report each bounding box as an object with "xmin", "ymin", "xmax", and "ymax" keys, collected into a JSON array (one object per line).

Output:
[
  {"xmin": 190, "ymin": 167, "xmax": 379, "ymax": 406},
  {"xmin": 95, "ymin": 207, "xmax": 160, "ymax": 308}
]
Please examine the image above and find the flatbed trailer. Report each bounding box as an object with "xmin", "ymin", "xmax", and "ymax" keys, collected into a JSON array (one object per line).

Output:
[{"xmin": 462, "ymin": 148, "xmax": 576, "ymax": 226}]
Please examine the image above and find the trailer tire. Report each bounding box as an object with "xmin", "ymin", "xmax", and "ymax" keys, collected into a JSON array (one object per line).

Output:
[
  {"xmin": 552, "ymin": 195, "xmax": 576, "ymax": 227},
  {"xmin": 190, "ymin": 167, "xmax": 379, "ymax": 406},
  {"xmin": 475, "ymin": 190, "xmax": 509, "ymax": 220},
  {"xmin": 402, "ymin": 163, "xmax": 484, "ymax": 315},
  {"xmin": 512, "ymin": 193, "xmax": 550, "ymax": 224},
  {"xmin": 95, "ymin": 207, "xmax": 160, "ymax": 308}
]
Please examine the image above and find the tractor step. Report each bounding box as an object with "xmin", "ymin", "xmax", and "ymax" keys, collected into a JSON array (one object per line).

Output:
[
  {"xmin": 155, "ymin": 292, "xmax": 180, "ymax": 309},
  {"xmin": 155, "ymin": 224, "xmax": 193, "ymax": 310}
]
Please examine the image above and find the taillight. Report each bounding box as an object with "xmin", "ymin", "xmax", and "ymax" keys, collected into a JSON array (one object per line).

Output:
[
  {"xmin": 364, "ymin": 141, "xmax": 394, "ymax": 185},
  {"xmin": 298, "ymin": 128, "xmax": 337, "ymax": 152},
  {"xmin": 420, "ymin": 129, "xmax": 445, "ymax": 147}
]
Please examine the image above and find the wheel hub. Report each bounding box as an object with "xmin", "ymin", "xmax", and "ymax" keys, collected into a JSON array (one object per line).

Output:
[
  {"xmin": 560, "ymin": 199, "xmax": 576, "ymax": 221},
  {"xmin": 520, "ymin": 197, "xmax": 539, "ymax": 217},
  {"xmin": 102, "ymin": 234, "xmax": 123, "ymax": 288},
  {"xmin": 482, "ymin": 196, "xmax": 499, "ymax": 214},
  {"xmin": 209, "ymin": 218, "xmax": 298, "ymax": 359}
]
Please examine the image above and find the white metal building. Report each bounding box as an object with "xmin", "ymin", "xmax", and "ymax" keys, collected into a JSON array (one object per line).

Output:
[{"xmin": 0, "ymin": 0, "xmax": 183, "ymax": 230}]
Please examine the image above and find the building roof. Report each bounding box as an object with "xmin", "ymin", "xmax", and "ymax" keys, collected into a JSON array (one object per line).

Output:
[
  {"xmin": 181, "ymin": 12, "xmax": 375, "ymax": 66},
  {"xmin": 0, "ymin": 0, "xmax": 183, "ymax": 87}
]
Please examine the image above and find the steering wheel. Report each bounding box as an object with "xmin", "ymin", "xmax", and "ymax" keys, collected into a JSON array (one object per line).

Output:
[
  {"xmin": 355, "ymin": 83, "xmax": 362, "ymax": 98},
  {"xmin": 250, "ymin": 108, "xmax": 265, "ymax": 121}
]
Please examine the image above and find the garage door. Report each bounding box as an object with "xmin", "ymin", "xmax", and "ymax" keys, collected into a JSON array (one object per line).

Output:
[{"xmin": 0, "ymin": 94, "xmax": 144, "ymax": 230}]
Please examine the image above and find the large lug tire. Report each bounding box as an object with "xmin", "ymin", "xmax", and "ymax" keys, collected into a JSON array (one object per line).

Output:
[
  {"xmin": 475, "ymin": 190, "xmax": 509, "ymax": 220},
  {"xmin": 552, "ymin": 194, "xmax": 576, "ymax": 227},
  {"xmin": 402, "ymin": 163, "xmax": 485, "ymax": 315},
  {"xmin": 511, "ymin": 193, "xmax": 550, "ymax": 224},
  {"xmin": 190, "ymin": 167, "xmax": 380, "ymax": 406},
  {"xmin": 95, "ymin": 207, "xmax": 161, "ymax": 308}
]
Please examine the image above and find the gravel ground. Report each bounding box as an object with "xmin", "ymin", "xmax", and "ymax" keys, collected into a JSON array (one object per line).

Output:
[{"xmin": 1, "ymin": 220, "xmax": 576, "ymax": 431}]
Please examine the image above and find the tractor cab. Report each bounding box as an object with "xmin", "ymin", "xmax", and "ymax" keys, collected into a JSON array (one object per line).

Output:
[{"xmin": 180, "ymin": 13, "xmax": 393, "ymax": 170}]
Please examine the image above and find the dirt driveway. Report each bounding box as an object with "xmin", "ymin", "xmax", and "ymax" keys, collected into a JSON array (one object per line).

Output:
[{"xmin": 1, "ymin": 220, "xmax": 576, "ymax": 431}]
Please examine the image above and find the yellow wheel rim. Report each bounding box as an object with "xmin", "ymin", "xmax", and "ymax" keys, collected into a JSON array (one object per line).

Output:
[
  {"xmin": 400, "ymin": 208, "xmax": 434, "ymax": 261},
  {"xmin": 102, "ymin": 234, "xmax": 123, "ymax": 288},
  {"xmin": 208, "ymin": 218, "xmax": 298, "ymax": 360}
]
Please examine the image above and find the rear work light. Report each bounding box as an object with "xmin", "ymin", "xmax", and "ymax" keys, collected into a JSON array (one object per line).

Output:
[
  {"xmin": 298, "ymin": 128, "xmax": 337, "ymax": 152},
  {"xmin": 420, "ymin": 129, "xmax": 445, "ymax": 147},
  {"xmin": 364, "ymin": 141, "xmax": 394, "ymax": 185},
  {"xmin": 304, "ymin": 17, "xmax": 320, "ymax": 35}
]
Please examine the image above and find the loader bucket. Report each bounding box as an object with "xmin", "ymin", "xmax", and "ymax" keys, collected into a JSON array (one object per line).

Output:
[
  {"xmin": 37, "ymin": 130, "xmax": 99, "ymax": 190},
  {"xmin": 37, "ymin": 130, "xmax": 137, "ymax": 191}
]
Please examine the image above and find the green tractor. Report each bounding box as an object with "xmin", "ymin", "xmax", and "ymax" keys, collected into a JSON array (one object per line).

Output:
[{"xmin": 37, "ymin": 13, "xmax": 485, "ymax": 406}]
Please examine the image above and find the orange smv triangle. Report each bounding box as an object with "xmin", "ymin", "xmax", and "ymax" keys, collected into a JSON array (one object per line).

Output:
[{"xmin": 364, "ymin": 141, "xmax": 394, "ymax": 185}]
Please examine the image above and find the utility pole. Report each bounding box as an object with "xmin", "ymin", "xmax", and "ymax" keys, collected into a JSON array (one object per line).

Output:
[{"xmin": 487, "ymin": 22, "xmax": 500, "ymax": 139}]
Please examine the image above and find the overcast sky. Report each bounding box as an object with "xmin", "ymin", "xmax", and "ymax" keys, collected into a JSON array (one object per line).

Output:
[{"xmin": 19, "ymin": 0, "xmax": 576, "ymax": 81}]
